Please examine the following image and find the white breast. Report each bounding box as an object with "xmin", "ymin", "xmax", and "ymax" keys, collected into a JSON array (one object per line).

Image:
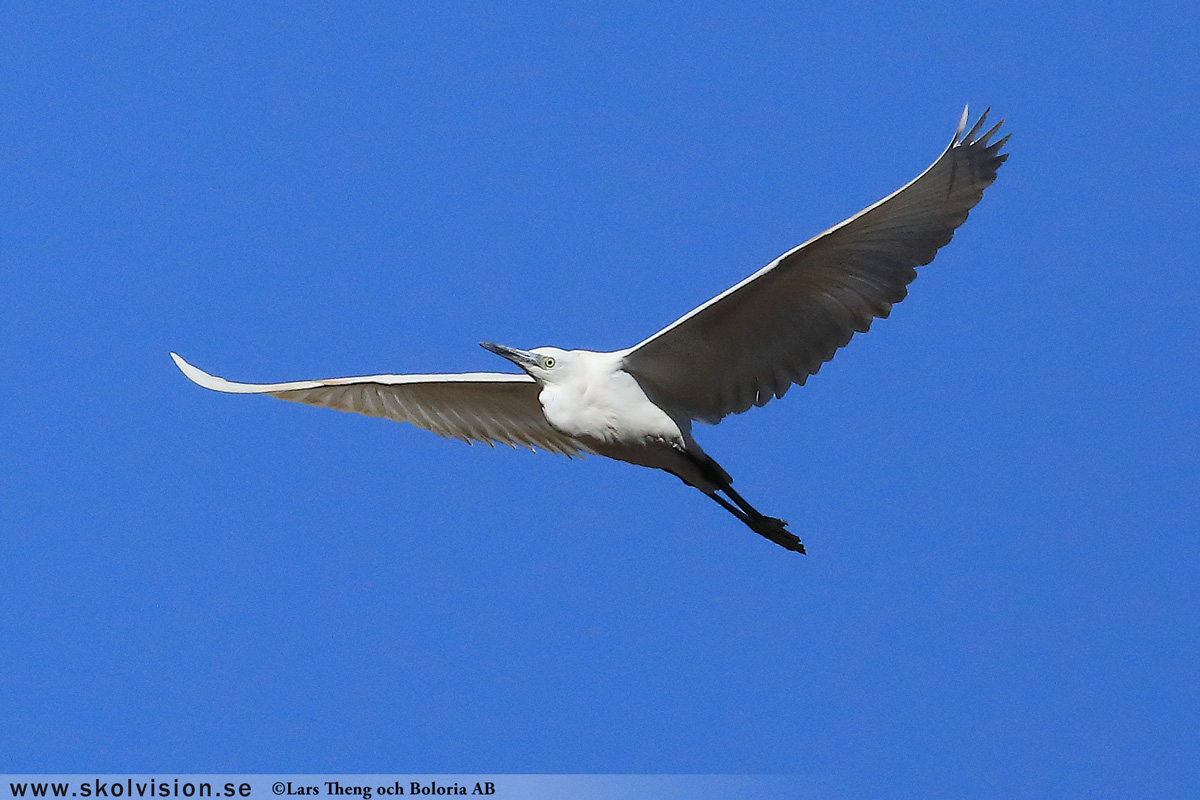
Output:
[{"xmin": 538, "ymin": 352, "xmax": 684, "ymax": 446}]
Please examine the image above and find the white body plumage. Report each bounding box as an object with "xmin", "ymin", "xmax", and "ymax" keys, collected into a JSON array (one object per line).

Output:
[{"xmin": 522, "ymin": 347, "xmax": 718, "ymax": 491}]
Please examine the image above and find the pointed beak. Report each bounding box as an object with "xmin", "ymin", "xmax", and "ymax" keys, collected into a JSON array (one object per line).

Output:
[{"xmin": 480, "ymin": 341, "xmax": 540, "ymax": 369}]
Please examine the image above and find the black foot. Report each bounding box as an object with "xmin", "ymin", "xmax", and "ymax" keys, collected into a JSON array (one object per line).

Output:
[
  {"xmin": 704, "ymin": 489, "xmax": 806, "ymax": 554},
  {"xmin": 751, "ymin": 515, "xmax": 806, "ymax": 555}
]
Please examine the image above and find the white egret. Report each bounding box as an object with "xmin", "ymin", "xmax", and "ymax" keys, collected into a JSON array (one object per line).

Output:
[{"xmin": 173, "ymin": 108, "xmax": 1008, "ymax": 554}]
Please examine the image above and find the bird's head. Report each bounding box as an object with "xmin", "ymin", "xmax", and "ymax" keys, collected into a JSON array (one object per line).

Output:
[{"xmin": 480, "ymin": 342, "xmax": 571, "ymax": 384}]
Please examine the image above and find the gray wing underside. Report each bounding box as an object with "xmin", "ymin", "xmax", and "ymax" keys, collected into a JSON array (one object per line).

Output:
[
  {"xmin": 621, "ymin": 107, "xmax": 1010, "ymax": 424},
  {"xmin": 171, "ymin": 353, "xmax": 585, "ymax": 457}
]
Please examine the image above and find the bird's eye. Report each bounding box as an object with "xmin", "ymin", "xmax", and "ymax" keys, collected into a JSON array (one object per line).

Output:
[{"xmin": 543, "ymin": 357, "xmax": 556, "ymax": 369}]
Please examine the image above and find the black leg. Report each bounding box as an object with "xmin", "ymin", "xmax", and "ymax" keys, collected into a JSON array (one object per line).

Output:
[
  {"xmin": 721, "ymin": 483, "xmax": 776, "ymax": 522},
  {"xmin": 706, "ymin": 490, "xmax": 754, "ymax": 525},
  {"xmin": 704, "ymin": 487, "xmax": 806, "ymax": 555},
  {"xmin": 682, "ymin": 448, "xmax": 806, "ymax": 554}
]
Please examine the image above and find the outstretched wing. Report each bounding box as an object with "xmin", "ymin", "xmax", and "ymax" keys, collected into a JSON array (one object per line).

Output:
[
  {"xmin": 171, "ymin": 353, "xmax": 585, "ymax": 456},
  {"xmin": 621, "ymin": 107, "xmax": 1009, "ymax": 424}
]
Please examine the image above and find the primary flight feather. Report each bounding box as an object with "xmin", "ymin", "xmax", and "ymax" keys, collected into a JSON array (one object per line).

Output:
[{"xmin": 173, "ymin": 107, "xmax": 1009, "ymax": 554}]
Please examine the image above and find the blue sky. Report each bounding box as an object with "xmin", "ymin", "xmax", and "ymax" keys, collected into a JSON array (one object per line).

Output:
[{"xmin": 2, "ymin": 1, "xmax": 1197, "ymax": 796}]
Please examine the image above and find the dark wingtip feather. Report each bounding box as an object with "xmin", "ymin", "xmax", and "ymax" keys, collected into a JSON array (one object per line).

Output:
[
  {"xmin": 963, "ymin": 108, "xmax": 990, "ymax": 143},
  {"xmin": 977, "ymin": 119, "xmax": 1005, "ymax": 146}
]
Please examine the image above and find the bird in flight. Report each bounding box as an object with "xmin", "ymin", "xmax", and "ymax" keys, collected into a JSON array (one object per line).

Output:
[{"xmin": 173, "ymin": 107, "xmax": 1008, "ymax": 555}]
